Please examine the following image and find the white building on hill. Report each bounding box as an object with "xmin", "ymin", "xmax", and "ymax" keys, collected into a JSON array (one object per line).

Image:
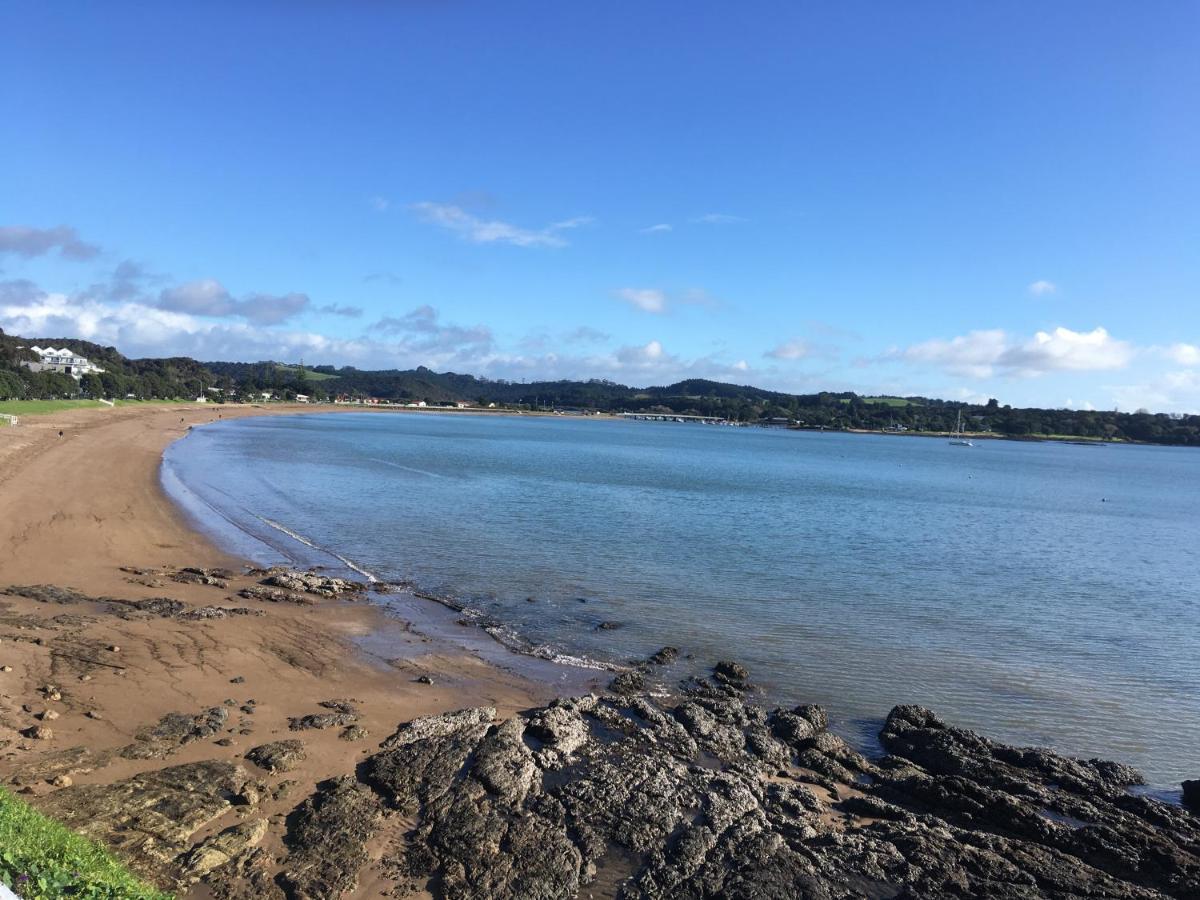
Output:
[{"xmin": 22, "ymin": 346, "xmax": 105, "ymax": 379}]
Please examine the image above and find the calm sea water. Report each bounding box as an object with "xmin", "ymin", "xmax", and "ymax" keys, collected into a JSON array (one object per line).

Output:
[{"xmin": 162, "ymin": 412, "xmax": 1200, "ymax": 787}]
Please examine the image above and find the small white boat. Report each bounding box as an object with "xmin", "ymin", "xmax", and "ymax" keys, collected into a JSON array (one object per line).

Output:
[{"xmin": 949, "ymin": 410, "xmax": 973, "ymax": 446}]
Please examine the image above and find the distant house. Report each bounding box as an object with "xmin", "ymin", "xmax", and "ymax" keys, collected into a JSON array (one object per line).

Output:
[
  {"xmin": 455, "ymin": 401, "xmax": 470, "ymax": 409},
  {"xmin": 22, "ymin": 346, "xmax": 105, "ymax": 379},
  {"xmin": 295, "ymin": 394, "xmax": 310, "ymax": 403},
  {"xmin": 259, "ymin": 391, "xmax": 273, "ymax": 401}
]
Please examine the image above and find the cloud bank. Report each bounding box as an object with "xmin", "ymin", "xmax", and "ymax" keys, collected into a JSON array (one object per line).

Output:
[{"xmin": 0, "ymin": 225, "xmax": 101, "ymax": 261}]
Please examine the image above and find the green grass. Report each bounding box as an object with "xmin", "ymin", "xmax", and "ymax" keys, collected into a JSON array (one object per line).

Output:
[
  {"xmin": 275, "ymin": 364, "xmax": 339, "ymax": 381},
  {"xmin": 838, "ymin": 396, "xmax": 918, "ymax": 407},
  {"xmin": 0, "ymin": 399, "xmax": 107, "ymax": 416},
  {"xmin": 0, "ymin": 399, "xmax": 196, "ymax": 418},
  {"xmin": 0, "ymin": 788, "xmax": 172, "ymax": 899}
]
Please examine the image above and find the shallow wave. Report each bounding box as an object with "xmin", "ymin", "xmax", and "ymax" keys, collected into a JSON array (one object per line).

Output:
[
  {"xmin": 366, "ymin": 457, "xmax": 446, "ymax": 478},
  {"xmin": 256, "ymin": 516, "xmax": 379, "ymax": 583},
  {"xmin": 408, "ymin": 589, "xmax": 620, "ymax": 672}
]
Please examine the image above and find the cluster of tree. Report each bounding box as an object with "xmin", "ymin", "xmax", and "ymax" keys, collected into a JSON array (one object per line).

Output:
[
  {"xmin": 0, "ymin": 331, "xmax": 218, "ymax": 402},
  {"xmin": 3, "ymin": 329, "xmax": 1199, "ymax": 445}
]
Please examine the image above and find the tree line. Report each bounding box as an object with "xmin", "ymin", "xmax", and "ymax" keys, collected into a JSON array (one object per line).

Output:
[{"xmin": 3, "ymin": 330, "xmax": 1199, "ymax": 445}]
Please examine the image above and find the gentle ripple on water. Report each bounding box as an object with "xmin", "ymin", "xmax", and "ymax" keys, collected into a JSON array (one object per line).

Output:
[{"xmin": 162, "ymin": 412, "xmax": 1200, "ymax": 787}]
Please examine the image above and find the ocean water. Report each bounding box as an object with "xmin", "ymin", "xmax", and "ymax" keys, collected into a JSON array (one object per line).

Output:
[{"xmin": 162, "ymin": 412, "xmax": 1200, "ymax": 787}]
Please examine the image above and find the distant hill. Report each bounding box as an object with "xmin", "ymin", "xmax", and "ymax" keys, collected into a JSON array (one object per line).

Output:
[{"xmin": 1, "ymin": 328, "xmax": 1198, "ymax": 445}]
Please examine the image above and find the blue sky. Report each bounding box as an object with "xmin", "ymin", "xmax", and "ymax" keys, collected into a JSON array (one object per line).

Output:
[{"xmin": 2, "ymin": 2, "xmax": 1198, "ymax": 410}]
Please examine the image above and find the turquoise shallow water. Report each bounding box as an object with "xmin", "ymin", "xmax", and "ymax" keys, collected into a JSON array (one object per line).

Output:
[{"xmin": 162, "ymin": 412, "xmax": 1200, "ymax": 787}]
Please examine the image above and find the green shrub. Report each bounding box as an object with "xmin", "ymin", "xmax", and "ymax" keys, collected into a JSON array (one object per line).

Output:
[{"xmin": 0, "ymin": 789, "xmax": 172, "ymax": 899}]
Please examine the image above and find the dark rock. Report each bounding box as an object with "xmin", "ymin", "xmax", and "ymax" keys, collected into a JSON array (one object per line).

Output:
[
  {"xmin": 713, "ymin": 659, "xmax": 749, "ymax": 685},
  {"xmin": 257, "ymin": 569, "xmax": 367, "ymax": 599},
  {"xmin": 171, "ymin": 568, "xmax": 230, "ymax": 588},
  {"xmin": 793, "ymin": 703, "xmax": 829, "ymax": 732},
  {"xmin": 121, "ymin": 707, "xmax": 230, "ymax": 760},
  {"xmin": 1184, "ymin": 779, "xmax": 1200, "ymax": 811},
  {"xmin": 280, "ymin": 776, "xmax": 382, "ymax": 899},
  {"xmin": 4, "ymin": 584, "xmax": 93, "ymax": 604},
  {"xmin": 647, "ymin": 646, "xmax": 679, "ymax": 665},
  {"xmin": 230, "ymin": 676, "xmax": 246, "ymax": 684},
  {"xmin": 288, "ymin": 712, "xmax": 357, "ymax": 731},
  {"xmin": 355, "ymin": 687, "xmax": 1200, "ymax": 900},
  {"xmin": 608, "ymin": 669, "xmax": 646, "ymax": 694},
  {"xmin": 108, "ymin": 596, "xmax": 188, "ymax": 618},
  {"xmin": 339, "ymin": 725, "xmax": 368, "ymax": 742},
  {"xmin": 364, "ymin": 707, "xmax": 495, "ymax": 812},
  {"xmin": 416, "ymin": 674, "xmax": 434, "ymax": 685},
  {"xmin": 180, "ymin": 606, "xmax": 262, "ymax": 620},
  {"xmin": 237, "ymin": 585, "xmax": 313, "ymax": 605},
  {"xmin": 597, "ymin": 620, "xmax": 622, "ymax": 630},
  {"xmin": 245, "ymin": 740, "xmax": 306, "ymax": 774}
]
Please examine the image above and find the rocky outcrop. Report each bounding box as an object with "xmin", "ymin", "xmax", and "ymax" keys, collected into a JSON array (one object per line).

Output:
[
  {"xmin": 8, "ymin": 639, "xmax": 1196, "ymax": 900},
  {"xmin": 171, "ymin": 567, "xmax": 235, "ymax": 588},
  {"xmin": 4, "ymin": 584, "xmax": 98, "ymax": 604},
  {"xmin": 238, "ymin": 585, "xmax": 315, "ymax": 605},
  {"xmin": 121, "ymin": 707, "xmax": 229, "ymax": 759},
  {"xmin": 280, "ymin": 775, "xmax": 383, "ymax": 899},
  {"xmin": 250, "ymin": 568, "xmax": 368, "ymax": 599},
  {"xmin": 37, "ymin": 760, "xmax": 251, "ymax": 884},
  {"xmin": 182, "ymin": 818, "xmax": 268, "ymax": 881},
  {"xmin": 355, "ymin": 674, "xmax": 1200, "ymax": 899},
  {"xmin": 1185, "ymin": 779, "xmax": 1200, "ymax": 812}
]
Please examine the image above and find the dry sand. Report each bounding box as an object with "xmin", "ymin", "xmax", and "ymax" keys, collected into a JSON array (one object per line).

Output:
[{"xmin": 0, "ymin": 403, "xmax": 574, "ymax": 897}]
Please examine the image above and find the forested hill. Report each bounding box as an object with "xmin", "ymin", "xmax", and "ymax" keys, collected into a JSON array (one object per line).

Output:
[{"xmin": 2, "ymin": 329, "xmax": 1198, "ymax": 445}]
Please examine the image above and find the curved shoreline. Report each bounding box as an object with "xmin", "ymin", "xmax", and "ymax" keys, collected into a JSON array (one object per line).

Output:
[{"xmin": 1, "ymin": 403, "xmax": 1196, "ymax": 899}]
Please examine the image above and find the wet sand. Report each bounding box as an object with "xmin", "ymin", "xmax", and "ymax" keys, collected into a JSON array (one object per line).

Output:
[{"xmin": 0, "ymin": 403, "xmax": 573, "ymax": 896}]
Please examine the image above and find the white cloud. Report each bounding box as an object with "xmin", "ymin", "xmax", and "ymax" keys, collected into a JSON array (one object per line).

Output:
[
  {"xmin": 898, "ymin": 326, "xmax": 1132, "ymax": 378},
  {"xmin": 616, "ymin": 339, "xmax": 665, "ymax": 365},
  {"xmin": 1110, "ymin": 370, "xmax": 1200, "ymax": 414},
  {"xmin": 614, "ymin": 287, "xmax": 719, "ymax": 315},
  {"xmin": 1167, "ymin": 343, "xmax": 1200, "ymax": 366},
  {"xmin": 410, "ymin": 202, "xmax": 590, "ymax": 248},
  {"xmin": 4, "ymin": 283, "xmax": 757, "ymax": 385},
  {"xmin": 1028, "ymin": 280, "xmax": 1057, "ymax": 296},
  {"xmin": 0, "ymin": 224, "xmax": 100, "ymax": 261},
  {"xmin": 765, "ymin": 339, "xmax": 811, "ymax": 361},
  {"xmin": 369, "ymin": 195, "xmax": 390, "ymax": 212},
  {"xmin": 640, "ymin": 223, "xmax": 672, "ymax": 234},
  {"xmin": 690, "ymin": 213, "xmax": 746, "ymax": 225},
  {"xmin": 616, "ymin": 288, "xmax": 668, "ymax": 314}
]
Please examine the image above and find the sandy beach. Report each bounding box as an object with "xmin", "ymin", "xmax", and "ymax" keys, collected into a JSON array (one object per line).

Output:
[{"xmin": 0, "ymin": 404, "xmax": 567, "ymax": 897}]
